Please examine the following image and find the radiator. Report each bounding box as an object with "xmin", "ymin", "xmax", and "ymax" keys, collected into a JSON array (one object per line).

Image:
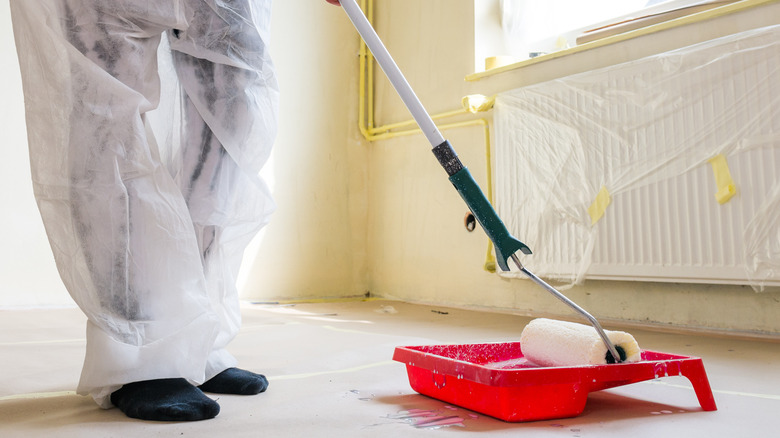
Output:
[{"xmin": 493, "ymin": 25, "xmax": 780, "ymax": 289}]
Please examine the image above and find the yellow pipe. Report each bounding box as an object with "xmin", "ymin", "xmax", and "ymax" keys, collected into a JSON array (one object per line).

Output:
[
  {"xmin": 367, "ymin": 0, "xmax": 375, "ymax": 131},
  {"xmin": 356, "ymin": 0, "xmax": 497, "ymax": 272},
  {"xmin": 356, "ymin": 0, "xmax": 475, "ymax": 142},
  {"xmin": 362, "ymin": 115, "xmax": 499, "ymax": 272},
  {"xmin": 368, "ymin": 108, "xmax": 469, "ymax": 135},
  {"xmin": 356, "ymin": 10, "xmax": 370, "ymax": 140},
  {"xmin": 366, "ymin": 118, "xmax": 479, "ymax": 141}
]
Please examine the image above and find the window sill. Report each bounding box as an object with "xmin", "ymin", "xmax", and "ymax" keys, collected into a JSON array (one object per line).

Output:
[{"xmin": 466, "ymin": 0, "xmax": 777, "ymax": 86}]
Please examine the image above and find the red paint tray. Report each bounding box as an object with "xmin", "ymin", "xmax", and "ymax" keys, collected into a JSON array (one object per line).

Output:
[{"xmin": 393, "ymin": 342, "xmax": 717, "ymax": 422}]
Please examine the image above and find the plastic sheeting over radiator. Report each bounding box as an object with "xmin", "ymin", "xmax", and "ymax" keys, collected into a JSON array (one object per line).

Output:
[{"xmin": 493, "ymin": 25, "xmax": 780, "ymax": 291}]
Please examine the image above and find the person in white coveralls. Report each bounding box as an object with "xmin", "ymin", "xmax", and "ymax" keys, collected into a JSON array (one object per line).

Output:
[{"xmin": 10, "ymin": 0, "xmax": 343, "ymax": 421}]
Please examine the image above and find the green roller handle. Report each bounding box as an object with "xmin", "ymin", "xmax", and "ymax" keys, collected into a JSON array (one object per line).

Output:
[
  {"xmin": 432, "ymin": 140, "xmax": 531, "ymax": 271},
  {"xmin": 449, "ymin": 167, "xmax": 532, "ymax": 272}
]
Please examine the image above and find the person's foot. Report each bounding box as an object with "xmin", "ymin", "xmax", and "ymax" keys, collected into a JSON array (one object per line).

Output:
[
  {"xmin": 198, "ymin": 367, "xmax": 269, "ymax": 395},
  {"xmin": 110, "ymin": 378, "xmax": 220, "ymax": 421}
]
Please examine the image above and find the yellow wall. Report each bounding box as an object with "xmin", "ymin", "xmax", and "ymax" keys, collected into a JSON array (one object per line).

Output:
[
  {"xmin": 354, "ymin": 0, "xmax": 780, "ymax": 337},
  {"xmin": 239, "ymin": 1, "xmax": 370, "ymax": 300},
  {"xmin": 2, "ymin": 0, "xmax": 778, "ymax": 337}
]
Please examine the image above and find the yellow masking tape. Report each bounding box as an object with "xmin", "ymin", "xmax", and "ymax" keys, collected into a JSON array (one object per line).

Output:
[
  {"xmin": 588, "ymin": 186, "xmax": 612, "ymax": 225},
  {"xmin": 708, "ymin": 154, "xmax": 737, "ymax": 204},
  {"xmin": 461, "ymin": 94, "xmax": 495, "ymax": 113}
]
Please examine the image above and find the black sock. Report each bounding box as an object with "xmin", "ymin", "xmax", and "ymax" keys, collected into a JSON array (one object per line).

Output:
[
  {"xmin": 198, "ymin": 367, "xmax": 269, "ymax": 395},
  {"xmin": 110, "ymin": 378, "xmax": 220, "ymax": 421}
]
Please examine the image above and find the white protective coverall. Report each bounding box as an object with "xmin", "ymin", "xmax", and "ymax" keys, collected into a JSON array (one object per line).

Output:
[{"xmin": 10, "ymin": 0, "xmax": 278, "ymax": 408}]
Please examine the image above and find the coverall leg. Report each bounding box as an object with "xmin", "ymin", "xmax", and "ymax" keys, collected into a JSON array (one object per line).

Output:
[{"xmin": 10, "ymin": 0, "xmax": 277, "ymax": 408}]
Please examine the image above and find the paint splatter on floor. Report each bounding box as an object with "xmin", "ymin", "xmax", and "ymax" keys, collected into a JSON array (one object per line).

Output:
[
  {"xmin": 387, "ymin": 409, "xmax": 465, "ymax": 429},
  {"xmin": 650, "ymin": 410, "xmax": 675, "ymax": 415},
  {"xmin": 347, "ymin": 389, "xmax": 479, "ymax": 430}
]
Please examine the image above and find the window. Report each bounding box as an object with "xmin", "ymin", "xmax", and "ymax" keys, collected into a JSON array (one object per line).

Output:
[{"xmin": 475, "ymin": 0, "xmax": 732, "ymax": 72}]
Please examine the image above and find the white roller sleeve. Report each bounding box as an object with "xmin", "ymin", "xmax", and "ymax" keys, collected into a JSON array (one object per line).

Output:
[{"xmin": 520, "ymin": 318, "xmax": 642, "ymax": 367}]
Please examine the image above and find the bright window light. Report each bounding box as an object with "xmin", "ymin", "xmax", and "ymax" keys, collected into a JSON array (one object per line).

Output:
[{"xmin": 475, "ymin": 0, "xmax": 723, "ymax": 71}]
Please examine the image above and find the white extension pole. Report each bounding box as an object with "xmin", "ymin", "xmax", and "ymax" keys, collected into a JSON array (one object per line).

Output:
[
  {"xmin": 340, "ymin": 0, "xmax": 446, "ymax": 147},
  {"xmin": 339, "ymin": 0, "xmax": 623, "ymax": 364}
]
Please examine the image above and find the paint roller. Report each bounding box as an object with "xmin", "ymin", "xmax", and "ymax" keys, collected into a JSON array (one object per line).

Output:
[
  {"xmin": 338, "ymin": 0, "xmax": 633, "ymax": 365},
  {"xmin": 520, "ymin": 318, "xmax": 641, "ymax": 366}
]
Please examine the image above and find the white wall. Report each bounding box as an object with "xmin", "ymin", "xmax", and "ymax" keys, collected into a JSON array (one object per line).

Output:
[
  {"xmin": 239, "ymin": 1, "xmax": 370, "ymax": 301},
  {"xmin": 0, "ymin": 1, "xmax": 71, "ymax": 307}
]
